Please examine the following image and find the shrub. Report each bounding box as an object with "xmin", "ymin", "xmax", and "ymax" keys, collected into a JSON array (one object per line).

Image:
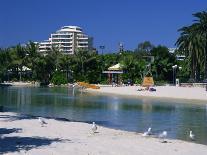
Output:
[{"xmin": 51, "ymin": 72, "xmax": 67, "ymax": 85}]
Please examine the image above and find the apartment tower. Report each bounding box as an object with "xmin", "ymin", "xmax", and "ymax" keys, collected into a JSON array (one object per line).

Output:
[{"xmin": 39, "ymin": 26, "xmax": 91, "ymax": 54}]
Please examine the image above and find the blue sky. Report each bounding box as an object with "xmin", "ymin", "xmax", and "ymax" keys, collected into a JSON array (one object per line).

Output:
[{"xmin": 0, "ymin": 0, "xmax": 206, "ymax": 53}]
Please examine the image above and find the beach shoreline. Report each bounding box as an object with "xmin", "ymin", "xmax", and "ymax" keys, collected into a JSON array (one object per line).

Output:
[
  {"xmin": 84, "ymin": 85, "xmax": 207, "ymax": 103},
  {"xmin": 1, "ymin": 112, "xmax": 207, "ymax": 155}
]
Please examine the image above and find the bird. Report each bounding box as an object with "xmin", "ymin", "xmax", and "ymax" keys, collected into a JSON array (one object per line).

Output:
[
  {"xmin": 91, "ymin": 122, "xmax": 97, "ymax": 133},
  {"xmin": 38, "ymin": 117, "xmax": 47, "ymax": 127},
  {"xmin": 189, "ymin": 131, "xmax": 195, "ymax": 141},
  {"xmin": 159, "ymin": 131, "xmax": 167, "ymax": 143},
  {"xmin": 142, "ymin": 127, "xmax": 152, "ymax": 137}
]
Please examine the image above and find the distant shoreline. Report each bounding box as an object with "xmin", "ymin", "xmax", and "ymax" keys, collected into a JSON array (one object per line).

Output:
[{"xmin": 85, "ymin": 85, "xmax": 207, "ymax": 103}]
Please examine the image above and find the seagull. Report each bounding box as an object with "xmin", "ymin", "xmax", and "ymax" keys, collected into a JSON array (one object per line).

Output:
[
  {"xmin": 38, "ymin": 117, "xmax": 47, "ymax": 127},
  {"xmin": 159, "ymin": 131, "xmax": 167, "ymax": 143},
  {"xmin": 142, "ymin": 127, "xmax": 152, "ymax": 137},
  {"xmin": 91, "ymin": 122, "xmax": 97, "ymax": 133},
  {"xmin": 189, "ymin": 131, "xmax": 195, "ymax": 141}
]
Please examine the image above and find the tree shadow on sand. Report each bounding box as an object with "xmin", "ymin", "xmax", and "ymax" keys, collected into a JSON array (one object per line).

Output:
[
  {"xmin": 0, "ymin": 113, "xmax": 36, "ymax": 122},
  {"xmin": 0, "ymin": 128, "xmax": 65, "ymax": 154},
  {"xmin": 0, "ymin": 128, "xmax": 22, "ymax": 135}
]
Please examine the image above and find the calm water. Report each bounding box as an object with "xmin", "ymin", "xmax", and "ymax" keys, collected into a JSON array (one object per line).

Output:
[{"xmin": 0, "ymin": 87, "xmax": 207, "ymax": 145}]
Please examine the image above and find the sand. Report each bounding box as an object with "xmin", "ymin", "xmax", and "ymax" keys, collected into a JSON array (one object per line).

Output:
[
  {"xmin": 85, "ymin": 85, "xmax": 207, "ymax": 101},
  {"xmin": 0, "ymin": 112, "xmax": 207, "ymax": 155},
  {"xmin": 1, "ymin": 82, "xmax": 34, "ymax": 87}
]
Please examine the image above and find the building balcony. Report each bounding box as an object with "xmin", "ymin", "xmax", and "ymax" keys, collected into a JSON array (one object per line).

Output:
[
  {"xmin": 78, "ymin": 37, "xmax": 88, "ymax": 40},
  {"xmin": 78, "ymin": 45, "xmax": 88, "ymax": 48},
  {"xmin": 78, "ymin": 41, "xmax": 88, "ymax": 44},
  {"xmin": 51, "ymin": 41, "xmax": 72, "ymax": 44}
]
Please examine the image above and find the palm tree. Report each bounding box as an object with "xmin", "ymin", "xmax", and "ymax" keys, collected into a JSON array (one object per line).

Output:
[
  {"xmin": 176, "ymin": 11, "xmax": 207, "ymax": 82},
  {"xmin": 9, "ymin": 44, "xmax": 26, "ymax": 81},
  {"xmin": 0, "ymin": 48, "xmax": 11, "ymax": 81},
  {"xmin": 120, "ymin": 53, "xmax": 146, "ymax": 84},
  {"xmin": 151, "ymin": 46, "xmax": 176, "ymax": 81},
  {"xmin": 25, "ymin": 41, "xmax": 40, "ymax": 80},
  {"xmin": 191, "ymin": 11, "xmax": 207, "ymax": 80},
  {"xmin": 59, "ymin": 55, "xmax": 75, "ymax": 82},
  {"xmin": 50, "ymin": 45, "xmax": 63, "ymax": 71}
]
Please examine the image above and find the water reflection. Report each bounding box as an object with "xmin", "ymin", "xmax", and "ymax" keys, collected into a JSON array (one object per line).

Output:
[{"xmin": 0, "ymin": 87, "xmax": 207, "ymax": 145}]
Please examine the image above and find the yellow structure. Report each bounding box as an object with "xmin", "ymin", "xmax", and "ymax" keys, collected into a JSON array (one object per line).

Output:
[
  {"xmin": 142, "ymin": 76, "xmax": 154, "ymax": 87},
  {"xmin": 77, "ymin": 82, "xmax": 100, "ymax": 89}
]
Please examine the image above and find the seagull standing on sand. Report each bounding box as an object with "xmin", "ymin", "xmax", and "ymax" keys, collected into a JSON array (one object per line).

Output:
[
  {"xmin": 38, "ymin": 117, "xmax": 47, "ymax": 127},
  {"xmin": 159, "ymin": 131, "xmax": 167, "ymax": 143},
  {"xmin": 92, "ymin": 122, "xmax": 97, "ymax": 133},
  {"xmin": 189, "ymin": 131, "xmax": 195, "ymax": 140},
  {"xmin": 142, "ymin": 127, "xmax": 152, "ymax": 137}
]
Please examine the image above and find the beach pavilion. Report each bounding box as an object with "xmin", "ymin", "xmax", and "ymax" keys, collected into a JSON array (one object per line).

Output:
[{"xmin": 102, "ymin": 63, "xmax": 123, "ymax": 85}]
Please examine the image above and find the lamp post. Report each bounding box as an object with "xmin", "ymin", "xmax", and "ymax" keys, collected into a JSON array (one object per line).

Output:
[
  {"xmin": 172, "ymin": 65, "xmax": 177, "ymax": 85},
  {"xmin": 172, "ymin": 65, "xmax": 182, "ymax": 86},
  {"xmin": 99, "ymin": 45, "xmax": 105, "ymax": 55}
]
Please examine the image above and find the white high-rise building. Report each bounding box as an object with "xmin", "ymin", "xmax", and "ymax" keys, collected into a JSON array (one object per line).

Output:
[
  {"xmin": 39, "ymin": 26, "xmax": 92, "ymax": 54},
  {"xmin": 38, "ymin": 39, "xmax": 52, "ymax": 54}
]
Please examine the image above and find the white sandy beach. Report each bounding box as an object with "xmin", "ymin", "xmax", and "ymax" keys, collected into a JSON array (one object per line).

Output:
[
  {"xmin": 0, "ymin": 112, "xmax": 207, "ymax": 155},
  {"xmin": 86, "ymin": 85, "xmax": 207, "ymax": 101},
  {"xmin": 1, "ymin": 81, "xmax": 35, "ymax": 87}
]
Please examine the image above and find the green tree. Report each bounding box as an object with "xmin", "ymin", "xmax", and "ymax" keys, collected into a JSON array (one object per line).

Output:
[
  {"xmin": 135, "ymin": 41, "xmax": 154, "ymax": 53},
  {"xmin": 25, "ymin": 41, "xmax": 40, "ymax": 80},
  {"xmin": 151, "ymin": 46, "xmax": 176, "ymax": 82},
  {"xmin": 9, "ymin": 44, "xmax": 27, "ymax": 81},
  {"xmin": 0, "ymin": 48, "xmax": 11, "ymax": 81},
  {"xmin": 73, "ymin": 48, "xmax": 99, "ymax": 82},
  {"xmin": 176, "ymin": 11, "xmax": 207, "ymax": 82},
  {"xmin": 120, "ymin": 52, "xmax": 146, "ymax": 84},
  {"xmin": 51, "ymin": 71, "xmax": 67, "ymax": 85},
  {"xmin": 59, "ymin": 55, "xmax": 75, "ymax": 82}
]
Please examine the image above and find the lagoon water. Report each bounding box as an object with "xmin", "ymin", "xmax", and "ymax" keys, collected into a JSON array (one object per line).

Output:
[{"xmin": 0, "ymin": 86, "xmax": 207, "ymax": 145}]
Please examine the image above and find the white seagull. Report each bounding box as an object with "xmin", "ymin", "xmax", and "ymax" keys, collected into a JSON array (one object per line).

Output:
[
  {"xmin": 91, "ymin": 122, "xmax": 97, "ymax": 133},
  {"xmin": 38, "ymin": 117, "xmax": 47, "ymax": 127},
  {"xmin": 142, "ymin": 127, "xmax": 152, "ymax": 137},
  {"xmin": 159, "ymin": 131, "xmax": 167, "ymax": 143},
  {"xmin": 189, "ymin": 131, "xmax": 195, "ymax": 141}
]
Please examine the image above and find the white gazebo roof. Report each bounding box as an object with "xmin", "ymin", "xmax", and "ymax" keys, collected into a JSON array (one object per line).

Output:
[
  {"xmin": 18, "ymin": 66, "xmax": 31, "ymax": 71},
  {"xmin": 108, "ymin": 63, "xmax": 123, "ymax": 71}
]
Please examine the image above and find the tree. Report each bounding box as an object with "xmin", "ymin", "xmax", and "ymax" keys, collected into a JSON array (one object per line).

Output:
[
  {"xmin": 59, "ymin": 55, "xmax": 76, "ymax": 82},
  {"xmin": 176, "ymin": 11, "xmax": 207, "ymax": 82},
  {"xmin": 151, "ymin": 46, "xmax": 176, "ymax": 82},
  {"xmin": 73, "ymin": 48, "xmax": 100, "ymax": 83},
  {"xmin": 32, "ymin": 55, "xmax": 55, "ymax": 85},
  {"xmin": 25, "ymin": 41, "xmax": 40, "ymax": 80},
  {"xmin": 120, "ymin": 52, "xmax": 146, "ymax": 84},
  {"xmin": 135, "ymin": 41, "xmax": 154, "ymax": 53},
  {"xmin": 51, "ymin": 71, "xmax": 67, "ymax": 85},
  {"xmin": 9, "ymin": 44, "xmax": 27, "ymax": 81},
  {"xmin": 0, "ymin": 48, "xmax": 11, "ymax": 81}
]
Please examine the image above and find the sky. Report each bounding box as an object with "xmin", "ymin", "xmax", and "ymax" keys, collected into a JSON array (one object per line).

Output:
[{"xmin": 0, "ymin": 0, "xmax": 207, "ymax": 53}]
